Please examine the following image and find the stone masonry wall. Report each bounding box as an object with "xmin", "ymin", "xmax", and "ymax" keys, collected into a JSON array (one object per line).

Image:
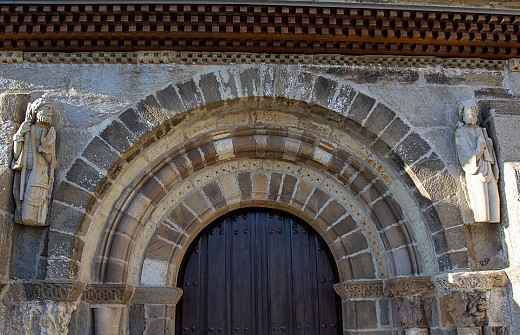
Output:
[{"xmin": 0, "ymin": 53, "xmax": 519, "ymax": 334}]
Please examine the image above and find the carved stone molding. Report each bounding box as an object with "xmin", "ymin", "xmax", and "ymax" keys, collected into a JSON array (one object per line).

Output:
[
  {"xmin": 433, "ymin": 270, "xmax": 508, "ymax": 292},
  {"xmin": 335, "ymin": 277, "xmax": 437, "ymax": 299},
  {"xmin": 26, "ymin": 300, "xmax": 77, "ymax": 335},
  {"xmin": 0, "ymin": 51, "xmax": 508, "ymax": 70},
  {"xmin": 385, "ymin": 277, "xmax": 435, "ymax": 297},
  {"xmin": 83, "ymin": 284, "xmax": 134, "ymax": 304},
  {"xmin": 334, "ymin": 281, "xmax": 384, "ymax": 299},
  {"xmin": 130, "ymin": 286, "xmax": 183, "ymax": 305},
  {"xmin": 9, "ymin": 282, "xmax": 85, "ymax": 302}
]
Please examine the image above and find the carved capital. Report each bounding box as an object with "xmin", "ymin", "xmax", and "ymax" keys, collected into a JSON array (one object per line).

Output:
[
  {"xmin": 396, "ymin": 295, "xmax": 430, "ymax": 329},
  {"xmin": 385, "ymin": 277, "xmax": 435, "ymax": 297},
  {"xmin": 334, "ymin": 280, "xmax": 384, "ymax": 299},
  {"xmin": 441, "ymin": 291, "xmax": 488, "ymax": 328},
  {"xmin": 83, "ymin": 284, "xmax": 134, "ymax": 304},
  {"xmin": 434, "ymin": 271, "xmax": 507, "ymax": 292},
  {"xmin": 26, "ymin": 300, "xmax": 77, "ymax": 335}
]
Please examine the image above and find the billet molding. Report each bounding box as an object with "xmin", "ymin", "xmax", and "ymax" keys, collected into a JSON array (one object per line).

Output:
[{"xmin": 0, "ymin": 51, "xmax": 510, "ymax": 70}]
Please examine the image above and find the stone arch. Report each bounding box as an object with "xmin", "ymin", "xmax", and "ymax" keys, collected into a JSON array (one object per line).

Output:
[{"xmin": 47, "ymin": 68, "xmax": 466, "ymax": 283}]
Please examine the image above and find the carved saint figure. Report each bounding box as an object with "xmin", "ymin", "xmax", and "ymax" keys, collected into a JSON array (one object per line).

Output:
[
  {"xmin": 455, "ymin": 100, "xmax": 500, "ymax": 223},
  {"xmin": 11, "ymin": 99, "xmax": 56, "ymax": 226}
]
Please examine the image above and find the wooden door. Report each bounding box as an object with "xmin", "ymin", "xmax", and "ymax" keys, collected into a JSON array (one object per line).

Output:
[{"xmin": 177, "ymin": 209, "xmax": 340, "ymax": 335}]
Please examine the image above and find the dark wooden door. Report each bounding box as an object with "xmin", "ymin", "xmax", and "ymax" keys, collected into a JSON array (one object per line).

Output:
[{"xmin": 177, "ymin": 209, "xmax": 340, "ymax": 335}]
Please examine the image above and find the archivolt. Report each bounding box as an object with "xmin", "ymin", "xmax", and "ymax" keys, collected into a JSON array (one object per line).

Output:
[
  {"xmin": 50, "ymin": 68, "xmax": 464, "ymax": 283},
  {"xmin": 74, "ymin": 101, "xmax": 439, "ymax": 285}
]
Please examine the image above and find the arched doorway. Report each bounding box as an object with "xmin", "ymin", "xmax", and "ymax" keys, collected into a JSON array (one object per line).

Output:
[{"xmin": 176, "ymin": 208, "xmax": 341, "ymax": 335}]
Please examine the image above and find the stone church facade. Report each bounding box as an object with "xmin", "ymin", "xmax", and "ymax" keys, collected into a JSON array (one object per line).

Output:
[{"xmin": 0, "ymin": 1, "xmax": 519, "ymax": 335}]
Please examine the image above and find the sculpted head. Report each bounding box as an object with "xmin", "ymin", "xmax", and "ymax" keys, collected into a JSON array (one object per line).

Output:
[
  {"xmin": 30, "ymin": 99, "xmax": 53, "ymax": 125},
  {"xmin": 459, "ymin": 100, "xmax": 479, "ymax": 126}
]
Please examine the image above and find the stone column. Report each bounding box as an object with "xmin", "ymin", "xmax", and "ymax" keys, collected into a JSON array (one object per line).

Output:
[
  {"xmin": 82, "ymin": 284, "xmax": 135, "ymax": 335},
  {"xmin": 91, "ymin": 305, "xmax": 126, "ymax": 335},
  {"xmin": 130, "ymin": 287, "xmax": 183, "ymax": 335}
]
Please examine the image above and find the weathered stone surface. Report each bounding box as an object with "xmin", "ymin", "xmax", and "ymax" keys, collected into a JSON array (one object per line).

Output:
[
  {"xmin": 99, "ymin": 120, "xmax": 136, "ymax": 154},
  {"xmin": 314, "ymin": 76, "xmax": 338, "ymax": 107},
  {"xmin": 49, "ymin": 202, "xmax": 84, "ymax": 234},
  {"xmin": 364, "ymin": 103, "xmax": 396, "ymax": 135},
  {"xmin": 131, "ymin": 287, "xmax": 182, "ymax": 305},
  {"xmin": 0, "ymin": 214, "xmax": 13, "ymax": 280},
  {"xmin": 325, "ymin": 68, "xmax": 419, "ymax": 84},
  {"xmin": 395, "ymin": 132, "xmax": 432, "ymax": 166},
  {"xmin": 240, "ymin": 68, "xmax": 261, "ymax": 96},
  {"xmin": 10, "ymin": 224, "xmax": 47, "ymax": 279},
  {"xmin": 176, "ymin": 79, "xmax": 204, "ymax": 111},
  {"xmin": 199, "ymin": 72, "xmax": 222, "ymax": 105},
  {"xmin": 155, "ymin": 85, "xmax": 185, "ymax": 113},
  {"xmin": 348, "ymin": 93, "xmax": 376, "ymax": 124},
  {"xmin": 425, "ymin": 72, "xmax": 503, "ymax": 86},
  {"xmin": 378, "ymin": 117, "xmax": 410, "ymax": 149},
  {"xmin": 66, "ymin": 158, "xmax": 103, "ymax": 193}
]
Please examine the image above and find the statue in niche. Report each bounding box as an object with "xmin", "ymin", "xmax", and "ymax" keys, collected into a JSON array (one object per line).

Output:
[
  {"xmin": 455, "ymin": 100, "xmax": 500, "ymax": 223},
  {"xmin": 11, "ymin": 98, "xmax": 56, "ymax": 226}
]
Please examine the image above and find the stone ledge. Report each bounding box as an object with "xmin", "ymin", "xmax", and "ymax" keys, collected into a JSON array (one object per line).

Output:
[
  {"xmin": 131, "ymin": 287, "xmax": 183, "ymax": 305},
  {"xmin": 334, "ymin": 271, "xmax": 507, "ymax": 299},
  {"xmin": 433, "ymin": 270, "xmax": 508, "ymax": 292},
  {"xmin": 8, "ymin": 282, "xmax": 85, "ymax": 302},
  {"xmin": 83, "ymin": 284, "xmax": 134, "ymax": 304},
  {"xmin": 0, "ymin": 51, "xmax": 509, "ymax": 70}
]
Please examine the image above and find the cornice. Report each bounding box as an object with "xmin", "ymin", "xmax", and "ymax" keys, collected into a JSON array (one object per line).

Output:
[
  {"xmin": 0, "ymin": 4, "xmax": 518, "ymax": 59},
  {"xmin": 0, "ymin": 51, "xmax": 510, "ymax": 70}
]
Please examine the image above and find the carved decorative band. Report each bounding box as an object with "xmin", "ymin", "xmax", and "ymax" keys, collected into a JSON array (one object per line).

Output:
[
  {"xmin": 335, "ymin": 271, "xmax": 507, "ymax": 299},
  {"xmin": 83, "ymin": 284, "xmax": 134, "ymax": 304},
  {"xmin": 433, "ymin": 270, "xmax": 508, "ymax": 292},
  {"xmin": 9, "ymin": 282, "xmax": 85, "ymax": 302},
  {"xmin": 0, "ymin": 4, "xmax": 518, "ymax": 59},
  {"xmin": 385, "ymin": 277, "xmax": 436, "ymax": 297},
  {"xmin": 0, "ymin": 51, "xmax": 508, "ymax": 70},
  {"xmin": 334, "ymin": 281, "xmax": 385, "ymax": 299}
]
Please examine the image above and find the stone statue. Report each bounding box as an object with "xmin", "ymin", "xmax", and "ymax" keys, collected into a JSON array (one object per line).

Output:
[
  {"xmin": 11, "ymin": 98, "xmax": 56, "ymax": 226},
  {"xmin": 455, "ymin": 100, "xmax": 500, "ymax": 223}
]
